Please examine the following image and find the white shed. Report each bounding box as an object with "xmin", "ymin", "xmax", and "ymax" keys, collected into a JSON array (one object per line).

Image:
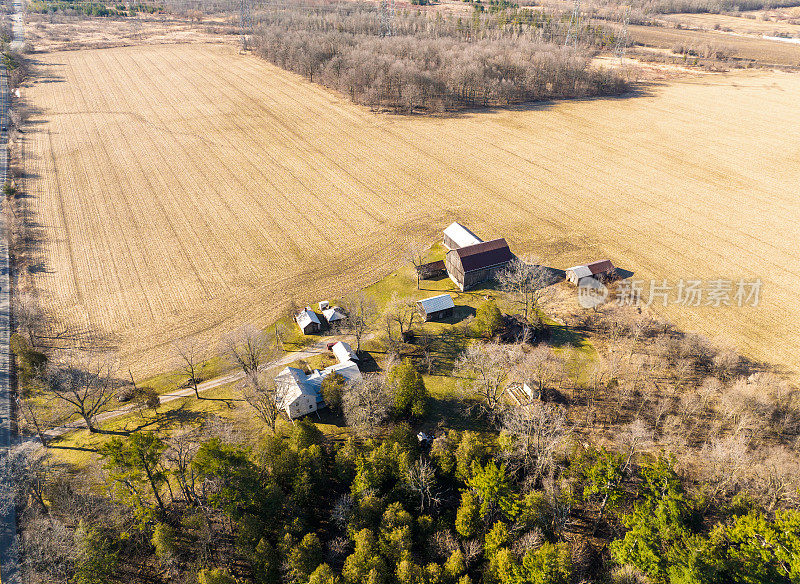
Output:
[
  {"xmin": 323, "ymin": 306, "xmax": 347, "ymax": 325},
  {"xmin": 331, "ymin": 341, "xmax": 358, "ymax": 363}
]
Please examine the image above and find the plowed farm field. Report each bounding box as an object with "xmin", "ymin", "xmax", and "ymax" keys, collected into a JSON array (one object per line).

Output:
[{"xmin": 23, "ymin": 43, "xmax": 800, "ymax": 377}]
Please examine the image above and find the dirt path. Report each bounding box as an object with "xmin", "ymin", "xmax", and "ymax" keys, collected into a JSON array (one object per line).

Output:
[{"xmin": 44, "ymin": 335, "xmax": 350, "ymax": 438}]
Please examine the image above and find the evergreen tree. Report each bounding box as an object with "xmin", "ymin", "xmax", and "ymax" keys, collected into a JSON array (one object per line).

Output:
[
  {"xmin": 72, "ymin": 522, "xmax": 119, "ymax": 584},
  {"xmin": 475, "ymin": 300, "xmax": 503, "ymax": 338},
  {"xmin": 387, "ymin": 359, "xmax": 429, "ymax": 419},
  {"xmin": 99, "ymin": 431, "xmax": 167, "ymax": 526}
]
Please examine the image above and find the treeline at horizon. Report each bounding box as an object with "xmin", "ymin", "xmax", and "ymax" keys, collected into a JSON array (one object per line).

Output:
[{"xmin": 252, "ymin": 3, "xmax": 629, "ymax": 113}]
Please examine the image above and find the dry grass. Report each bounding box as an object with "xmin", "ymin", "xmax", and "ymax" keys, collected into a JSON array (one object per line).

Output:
[
  {"xmin": 24, "ymin": 12, "xmax": 236, "ymax": 52},
  {"xmin": 20, "ymin": 43, "xmax": 800, "ymax": 379},
  {"xmin": 659, "ymin": 11, "xmax": 800, "ymax": 38},
  {"xmin": 628, "ymin": 23, "xmax": 800, "ymax": 65}
]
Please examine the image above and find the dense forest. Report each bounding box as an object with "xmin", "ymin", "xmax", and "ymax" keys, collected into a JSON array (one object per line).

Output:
[{"xmin": 252, "ymin": 4, "xmax": 629, "ymax": 112}]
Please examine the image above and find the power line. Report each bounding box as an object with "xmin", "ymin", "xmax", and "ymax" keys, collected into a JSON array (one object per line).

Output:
[
  {"xmin": 613, "ymin": 5, "xmax": 630, "ymax": 60},
  {"xmin": 564, "ymin": 0, "xmax": 580, "ymax": 48},
  {"xmin": 240, "ymin": 0, "xmax": 252, "ymax": 49}
]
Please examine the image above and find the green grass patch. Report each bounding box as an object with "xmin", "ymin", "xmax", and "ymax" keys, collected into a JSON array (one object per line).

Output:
[{"xmin": 46, "ymin": 383, "xmax": 239, "ymax": 468}]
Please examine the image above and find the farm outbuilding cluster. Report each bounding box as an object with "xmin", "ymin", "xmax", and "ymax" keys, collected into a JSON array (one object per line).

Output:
[
  {"xmin": 438, "ymin": 220, "xmax": 620, "ymax": 300},
  {"xmin": 295, "ymin": 302, "xmax": 347, "ymax": 335}
]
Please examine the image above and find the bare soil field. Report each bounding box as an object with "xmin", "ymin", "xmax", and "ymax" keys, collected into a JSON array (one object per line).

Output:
[
  {"xmin": 659, "ymin": 11, "xmax": 800, "ymax": 38},
  {"xmin": 20, "ymin": 43, "xmax": 800, "ymax": 377},
  {"xmin": 24, "ymin": 12, "xmax": 236, "ymax": 52},
  {"xmin": 628, "ymin": 22, "xmax": 800, "ymax": 65}
]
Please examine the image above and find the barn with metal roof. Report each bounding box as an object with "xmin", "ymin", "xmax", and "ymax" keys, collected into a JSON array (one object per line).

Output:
[{"xmin": 445, "ymin": 238, "xmax": 514, "ymax": 290}]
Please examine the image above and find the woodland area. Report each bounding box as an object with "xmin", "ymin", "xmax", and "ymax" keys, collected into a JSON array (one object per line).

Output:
[{"xmin": 252, "ymin": 4, "xmax": 629, "ymax": 112}]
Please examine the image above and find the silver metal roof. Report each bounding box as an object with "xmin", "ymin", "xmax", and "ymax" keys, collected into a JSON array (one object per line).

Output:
[
  {"xmin": 296, "ymin": 307, "xmax": 321, "ymax": 329},
  {"xmin": 417, "ymin": 293, "xmax": 455, "ymax": 314}
]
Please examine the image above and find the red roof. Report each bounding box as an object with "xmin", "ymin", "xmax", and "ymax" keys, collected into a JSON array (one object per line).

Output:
[
  {"xmin": 587, "ymin": 259, "xmax": 615, "ymax": 275},
  {"xmin": 455, "ymin": 239, "xmax": 513, "ymax": 272}
]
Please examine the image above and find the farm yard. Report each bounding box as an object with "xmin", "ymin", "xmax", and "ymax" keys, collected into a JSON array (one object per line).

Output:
[{"xmin": 20, "ymin": 42, "xmax": 800, "ymax": 378}]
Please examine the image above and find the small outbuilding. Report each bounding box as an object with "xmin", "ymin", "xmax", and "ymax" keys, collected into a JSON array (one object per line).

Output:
[
  {"xmin": 565, "ymin": 259, "xmax": 616, "ymax": 286},
  {"xmin": 445, "ymin": 238, "xmax": 514, "ymax": 291},
  {"xmin": 443, "ymin": 222, "xmax": 483, "ymax": 250},
  {"xmin": 323, "ymin": 306, "xmax": 347, "ymax": 325},
  {"xmin": 417, "ymin": 293, "xmax": 455, "ymax": 322},
  {"xmin": 295, "ymin": 307, "xmax": 321, "ymax": 335},
  {"xmin": 331, "ymin": 340, "xmax": 358, "ymax": 363}
]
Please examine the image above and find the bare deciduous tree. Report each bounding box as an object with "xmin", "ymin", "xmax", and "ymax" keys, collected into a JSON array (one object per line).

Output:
[
  {"xmin": 514, "ymin": 345, "xmax": 564, "ymax": 401},
  {"xmin": 385, "ymin": 292, "xmax": 419, "ymax": 347},
  {"xmin": 342, "ymin": 373, "xmax": 390, "ymax": 432},
  {"xmin": 174, "ymin": 340, "xmax": 206, "ymax": 399},
  {"xmin": 165, "ymin": 428, "xmax": 202, "ymax": 504},
  {"xmin": 0, "ymin": 442, "xmax": 51, "ymax": 516},
  {"xmin": 405, "ymin": 458, "xmax": 441, "ymax": 510},
  {"xmin": 341, "ymin": 293, "xmax": 378, "ymax": 354},
  {"xmin": 239, "ymin": 371, "xmax": 285, "ymax": 433},
  {"xmin": 497, "ymin": 257, "xmax": 554, "ymax": 324},
  {"xmin": 501, "ymin": 401, "xmax": 570, "ymax": 479},
  {"xmin": 405, "ymin": 239, "xmax": 427, "ymax": 290},
  {"xmin": 453, "ymin": 343, "xmax": 517, "ymax": 422},
  {"xmin": 222, "ymin": 325, "xmax": 275, "ymax": 376},
  {"xmin": 47, "ymin": 355, "xmax": 118, "ymax": 433}
]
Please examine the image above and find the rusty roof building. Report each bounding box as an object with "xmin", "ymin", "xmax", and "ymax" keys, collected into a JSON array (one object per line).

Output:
[{"xmin": 445, "ymin": 238, "xmax": 514, "ymax": 291}]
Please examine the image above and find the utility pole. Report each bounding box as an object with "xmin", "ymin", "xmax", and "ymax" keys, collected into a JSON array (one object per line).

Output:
[
  {"xmin": 380, "ymin": 0, "xmax": 395, "ymax": 37},
  {"xmin": 564, "ymin": 0, "xmax": 580, "ymax": 48},
  {"xmin": 614, "ymin": 6, "xmax": 631, "ymax": 60},
  {"xmin": 240, "ymin": 0, "xmax": 253, "ymax": 51}
]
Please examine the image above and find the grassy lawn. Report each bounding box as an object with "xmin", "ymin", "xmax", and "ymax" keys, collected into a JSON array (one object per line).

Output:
[
  {"xmin": 137, "ymin": 355, "xmax": 231, "ymax": 396},
  {"xmin": 46, "ymin": 383, "xmax": 241, "ymax": 467}
]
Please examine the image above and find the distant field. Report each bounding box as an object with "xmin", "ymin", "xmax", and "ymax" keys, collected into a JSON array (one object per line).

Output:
[
  {"xmin": 22, "ymin": 43, "xmax": 800, "ymax": 377},
  {"xmin": 660, "ymin": 11, "xmax": 800, "ymax": 38},
  {"xmin": 628, "ymin": 23, "xmax": 800, "ymax": 65}
]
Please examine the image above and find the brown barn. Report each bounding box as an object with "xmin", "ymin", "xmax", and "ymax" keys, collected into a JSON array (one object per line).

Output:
[{"xmin": 445, "ymin": 238, "xmax": 513, "ymax": 291}]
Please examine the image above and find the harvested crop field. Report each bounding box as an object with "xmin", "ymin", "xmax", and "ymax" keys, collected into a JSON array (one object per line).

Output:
[
  {"xmin": 22, "ymin": 43, "xmax": 800, "ymax": 377},
  {"xmin": 628, "ymin": 23, "xmax": 800, "ymax": 66}
]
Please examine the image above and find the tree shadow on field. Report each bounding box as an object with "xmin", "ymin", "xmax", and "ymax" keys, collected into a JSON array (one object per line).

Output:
[{"xmin": 422, "ymin": 83, "xmax": 660, "ymax": 120}]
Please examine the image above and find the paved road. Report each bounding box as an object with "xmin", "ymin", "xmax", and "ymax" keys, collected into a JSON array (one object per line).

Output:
[
  {"xmin": 1, "ymin": 1, "xmax": 25, "ymax": 581},
  {"xmin": 44, "ymin": 336, "xmax": 346, "ymax": 438}
]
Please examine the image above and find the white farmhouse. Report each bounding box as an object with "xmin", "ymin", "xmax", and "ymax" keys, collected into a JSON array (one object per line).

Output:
[{"xmin": 275, "ymin": 358, "xmax": 363, "ymax": 420}]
